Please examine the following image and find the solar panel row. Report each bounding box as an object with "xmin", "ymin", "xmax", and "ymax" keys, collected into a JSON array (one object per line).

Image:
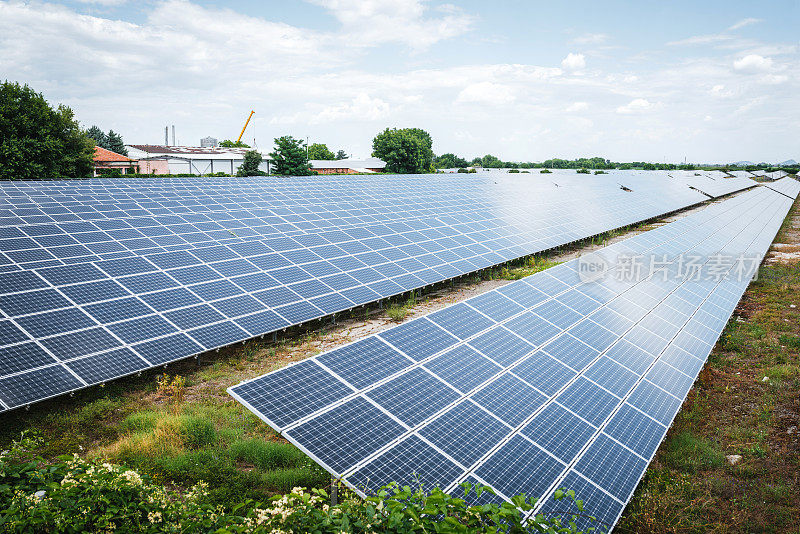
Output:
[
  {"xmin": 230, "ymin": 185, "xmax": 793, "ymax": 532},
  {"xmin": 0, "ymin": 173, "xmax": 746, "ymax": 413}
]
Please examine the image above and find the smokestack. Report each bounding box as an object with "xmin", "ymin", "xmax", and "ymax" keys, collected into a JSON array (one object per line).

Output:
[
  {"xmin": 165, "ymin": 126, "xmax": 169, "ymax": 146},
  {"xmin": 172, "ymin": 125, "xmax": 176, "ymax": 147}
]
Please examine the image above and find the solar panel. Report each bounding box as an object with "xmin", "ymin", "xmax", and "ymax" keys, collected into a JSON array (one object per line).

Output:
[
  {"xmin": 0, "ymin": 173, "xmax": 719, "ymax": 411},
  {"xmin": 230, "ymin": 185, "xmax": 793, "ymax": 532}
]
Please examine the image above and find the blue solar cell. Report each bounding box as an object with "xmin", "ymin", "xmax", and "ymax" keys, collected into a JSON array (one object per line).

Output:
[
  {"xmin": 165, "ymin": 304, "xmax": 225, "ymax": 329},
  {"xmin": 60, "ymin": 279, "xmax": 130, "ymax": 305},
  {"xmin": 253, "ymin": 286, "xmax": 301, "ymax": 308},
  {"xmin": 584, "ymin": 356, "xmax": 638, "ymax": 398},
  {"xmin": 168, "ymin": 265, "xmax": 222, "ymax": 285},
  {"xmin": 366, "ymin": 367, "xmax": 460, "ymax": 427},
  {"xmin": 605, "ymin": 339, "xmax": 655, "ymax": 375},
  {"xmin": 0, "ymin": 342, "xmax": 56, "ymax": 376},
  {"xmin": 467, "ymin": 291, "xmax": 525, "ymax": 321},
  {"xmin": 420, "ymin": 400, "xmax": 511, "ymax": 468},
  {"xmin": 16, "ymin": 308, "xmax": 97, "ymax": 337},
  {"xmin": 146, "ymin": 250, "xmax": 201, "ymax": 269},
  {"xmin": 557, "ymin": 377, "xmax": 620, "ymax": 427},
  {"xmin": 471, "ymin": 373, "xmax": 546, "ymax": 427},
  {"xmin": 40, "ymin": 327, "xmax": 121, "ymax": 360},
  {"xmin": 211, "ymin": 295, "xmax": 265, "ymax": 317},
  {"xmin": 0, "ymin": 289, "xmax": 71, "ymax": 316},
  {"xmin": 521, "ymin": 402, "xmax": 596, "ymax": 463},
  {"xmin": 190, "ymin": 279, "xmax": 244, "ymax": 301},
  {"xmin": 133, "ymin": 333, "xmax": 203, "ymax": 365},
  {"xmin": 96, "ymin": 256, "xmax": 156, "ymax": 276},
  {"xmin": 0, "ymin": 365, "xmax": 84, "ymax": 408},
  {"xmin": 0, "ymin": 320, "xmax": 29, "ymax": 345},
  {"xmin": 538, "ymin": 470, "xmax": 623, "ymax": 532},
  {"xmin": 189, "ymin": 321, "xmax": 249, "ymax": 349},
  {"xmin": 503, "ymin": 312, "xmax": 560, "ymax": 347},
  {"xmin": 428, "ymin": 303, "xmax": 495, "ymax": 340},
  {"xmin": 573, "ymin": 434, "xmax": 646, "ymax": 502},
  {"xmin": 85, "ymin": 297, "xmax": 153, "ymax": 323},
  {"xmin": 340, "ymin": 285, "xmax": 381, "ymax": 306},
  {"xmin": 107, "ymin": 314, "xmax": 177, "ymax": 343},
  {"xmin": 627, "ymin": 379, "xmax": 683, "ymax": 426},
  {"xmin": 424, "ymin": 345, "xmax": 502, "ymax": 394},
  {"xmin": 468, "ymin": 326, "xmax": 534, "ymax": 367},
  {"xmin": 475, "ymin": 434, "xmax": 564, "ymax": 501},
  {"xmin": 0, "ymin": 271, "xmax": 50, "ymax": 294},
  {"xmin": 377, "ymin": 317, "xmax": 459, "ymax": 361},
  {"xmin": 140, "ymin": 282, "xmax": 200, "ymax": 311},
  {"xmin": 286, "ymin": 396, "xmax": 406, "ymax": 474},
  {"xmin": 274, "ymin": 300, "xmax": 323, "ymax": 324},
  {"xmin": 317, "ymin": 337, "xmax": 412, "ymax": 390},
  {"xmin": 235, "ymin": 309, "xmax": 289, "ymax": 335},
  {"xmin": 543, "ymin": 333, "xmax": 600, "ymax": 370},
  {"xmin": 604, "ymin": 403, "xmax": 667, "ymax": 459},
  {"xmin": 116, "ymin": 272, "xmax": 179, "ymax": 293}
]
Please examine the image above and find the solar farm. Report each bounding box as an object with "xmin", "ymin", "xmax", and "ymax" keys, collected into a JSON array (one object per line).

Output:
[{"xmin": 1, "ymin": 170, "xmax": 799, "ymax": 531}]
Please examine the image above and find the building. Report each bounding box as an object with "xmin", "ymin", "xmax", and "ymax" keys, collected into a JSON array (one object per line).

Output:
[
  {"xmin": 309, "ymin": 157, "xmax": 386, "ymax": 174},
  {"xmin": 200, "ymin": 137, "xmax": 218, "ymax": 148},
  {"xmin": 126, "ymin": 145, "xmax": 270, "ymax": 175},
  {"xmin": 92, "ymin": 146, "xmax": 138, "ymax": 177}
]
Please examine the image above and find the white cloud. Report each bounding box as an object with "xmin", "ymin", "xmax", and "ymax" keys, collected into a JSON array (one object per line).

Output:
[
  {"xmin": 572, "ymin": 33, "xmax": 608, "ymax": 45},
  {"xmin": 307, "ymin": 0, "xmax": 475, "ymax": 50},
  {"xmin": 616, "ymin": 98, "xmax": 655, "ymax": 114},
  {"xmin": 733, "ymin": 54, "xmax": 774, "ymax": 72},
  {"xmin": 313, "ymin": 94, "xmax": 391, "ymax": 123},
  {"xmin": 565, "ymin": 102, "xmax": 589, "ymax": 112},
  {"xmin": 710, "ymin": 84, "xmax": 734, "ymax": 98},
  {"xmin": 456, "ymin": 82, "xmax": 516, "ymax": 105},
  {"xmin": 561, "ymin": 53, "xmax": 586, "ymax": 71},
  {"xmin": 667, "ymin": 34, "xmax": 732, "ymax": 46},
  {"xmin": 728, "ymin": 18, "xmax": 762, "ymax": 31}
]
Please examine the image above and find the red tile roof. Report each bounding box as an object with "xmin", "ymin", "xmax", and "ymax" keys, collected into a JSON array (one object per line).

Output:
[{"xmin": 93, "ymin": 146, "xmax": 133, "ymax": 162}]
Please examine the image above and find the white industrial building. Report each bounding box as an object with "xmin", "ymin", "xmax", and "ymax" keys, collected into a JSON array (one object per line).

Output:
[{"xmin": 126, "ymin": 145, "xmax": 270, "ymax": 175}]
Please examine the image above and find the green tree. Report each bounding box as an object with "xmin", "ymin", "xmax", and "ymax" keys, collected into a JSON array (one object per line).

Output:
[
  {"xmin": 481, "ymin": 154, "xmax": 503, "ymax": 168},
  {"xmin": 220, "ymin": 139, "xmax": 251, "ymax": 148},
  {"xmin": 0, "ymin": 81, "xmax": 94, "ymax": 180},
  {"xmin": 371, "ymin": 127, "xmax": 434, "ymax": 174},
  {"xmin": 106, "ymin": 130, "xmax": 127, "ymax": 156},
  {"xmin": 307, "ymin": 143, "xmax": 335, "ymax": 160},
  {"xmin": 236, "ymin": 150, "xmax": 266, "ymax": 176},
  {"xmin": 269, "ymin": 136, "xmax": 312, "ymax": 176},
  {"xmin": 335, "ymin": 149, "xmax": 348, "ymax": 160},
  {"xmin": 434, "ymin": 153, "xmax": 469, "ymax": 169},
  {"xmin": 86, "ymin": 125, "xmax": 107, "ymax": 149}
]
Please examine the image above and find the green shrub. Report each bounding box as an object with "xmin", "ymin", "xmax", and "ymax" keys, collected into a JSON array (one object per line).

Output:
[
  {"xmin": 0, "ymin": 434, "xmax": 606, "ymax": 533},
  {"xmin": 540, "ymin": 168, "xmax": 552, "ymax": 173}
]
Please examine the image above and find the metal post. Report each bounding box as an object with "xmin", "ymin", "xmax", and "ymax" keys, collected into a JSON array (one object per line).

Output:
[{"xmin": 330, "ymin": 476, "xmax": 338, "ymax": 506}]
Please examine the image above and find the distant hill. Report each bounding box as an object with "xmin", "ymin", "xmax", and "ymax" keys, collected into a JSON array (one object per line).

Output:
[
  {"xmin": 779, "ymin": 159, "xmax": 797, "ymax": 166},
  {"xmin": 732, "ymin": 161, "xmax": 755, "ymax": 166}
]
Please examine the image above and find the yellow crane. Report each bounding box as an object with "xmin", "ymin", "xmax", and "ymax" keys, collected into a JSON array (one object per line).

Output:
[{"xmin": 236, "ymin": 111, "xmax": 255, "ymax": 144}]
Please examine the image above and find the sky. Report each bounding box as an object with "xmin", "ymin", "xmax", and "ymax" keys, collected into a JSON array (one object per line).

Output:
[{"xmin": 1, "ymin": 0, "xmax": 798, "ymax": 163}]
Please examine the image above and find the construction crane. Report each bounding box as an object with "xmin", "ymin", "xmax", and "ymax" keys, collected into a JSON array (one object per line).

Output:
[{"xmin": 236, "ymin": 111, "xmax": 255, "ymax": 144}]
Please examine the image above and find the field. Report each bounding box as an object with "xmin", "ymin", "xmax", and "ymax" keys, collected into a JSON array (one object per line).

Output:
[{"xmin": 1, "ymin": 198, "xmax": 798, "ymax": 532}]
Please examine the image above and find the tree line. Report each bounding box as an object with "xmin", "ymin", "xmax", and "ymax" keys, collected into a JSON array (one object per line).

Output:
[{"xmin": 1, "ymin": 80, "xmax": 796, "ymax": 179}]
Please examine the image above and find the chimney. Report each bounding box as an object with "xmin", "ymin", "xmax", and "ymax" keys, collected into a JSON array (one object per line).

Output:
[
  {"xmin": 172, "ymin": 125, "xmax": 176, "ymax": 146},
  {"xmin": 165, "ymin": 126, "xmax": 169, "ymax": 146}
]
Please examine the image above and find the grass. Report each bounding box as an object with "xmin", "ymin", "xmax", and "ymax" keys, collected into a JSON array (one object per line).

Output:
[{"xmin": 616, "ymin": 198, "xmax": 800, "ymax": 534}]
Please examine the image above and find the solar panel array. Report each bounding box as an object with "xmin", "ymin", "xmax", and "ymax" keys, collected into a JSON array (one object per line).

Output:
[
  {"xmin": 764, "ymin": 176, "xmax": 800, "ymax": 199},
  {"xmin": 666, "ymin": 170, "xmax": 757, "ymax": 198},
  {"xmin": 0, "ymin": 172, "xmax": 731, "ymax": 412},
  {"xmin": 230, "ymin": 184, "xmax": 794, "ymax": 532}
]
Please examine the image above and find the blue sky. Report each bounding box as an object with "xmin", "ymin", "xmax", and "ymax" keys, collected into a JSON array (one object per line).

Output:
[{"xmin": 1, "ymin": 0, "xmax": 797, "ymax": 163}]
